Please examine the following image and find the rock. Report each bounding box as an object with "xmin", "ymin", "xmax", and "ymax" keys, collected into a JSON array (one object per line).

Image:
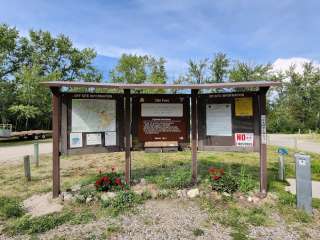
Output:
[
  {"xmin": 71, "ymin": 184, "xmax": 81, "ymax": 192},
  {"xmin": 222, "ymin": 192, "xmax": 231, "ymax": 197},
  {"xmin": 101, "ymin": 192, "xmax": 116, "ymax": 202},
  {"xmin": 140, "ymin": 178, "xmax": 147, "ymax": 186},
  {"xmin": 247, "ymin": 196, "xmax": 253, "ymax": 202},
  {"xmin": 252, "ymin": 196, "xmax": 260, "ymax": 203},
  {"xmin": 176, "ymin": 189, "xmax": 187, "ymax": 198},
  {"xmin": 158, "ymin": 189, "xmax": 169, "ymax": 199},
  {"xmin": 61, "ymin": 192, "xmax": 73, "ymax": 202},
  {"xmin": 187, "ymin": 188, "xmax": 200, "ymax": 198},
  {"xmin": 86, "ymin": 196, "xmax": 93, "ymax": 204}
]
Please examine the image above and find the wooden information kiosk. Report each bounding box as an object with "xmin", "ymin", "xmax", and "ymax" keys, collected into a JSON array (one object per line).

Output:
[{"xmin": 43, "ymin": 81, "xmax": 280, "ymax": 198}]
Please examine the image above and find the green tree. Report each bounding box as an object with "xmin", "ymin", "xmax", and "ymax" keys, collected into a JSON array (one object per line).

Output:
[
  {"xmin": 0, "ymin": 24, "xmax": 102, "ymax": 130},
  {"xmin": 229, "ymin": 62, "xmax": 271, "ymax": 82},
  {"xmin": 187, "ymin": 58, "xmax": 209, "ymax": 84},
  {"xmin": 210, "ymin": 52, "xmax": 229, "ymax": 83},
  {"xmin": 110, "ymin": 54, "xmax": 167, "ymax": 92}
]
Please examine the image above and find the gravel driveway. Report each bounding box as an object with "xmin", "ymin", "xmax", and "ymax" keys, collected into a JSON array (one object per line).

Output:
[
  {"xmin": 268, "ymin": 134, "xmax": 320, "ymax": 153},
  {"xmin": 0, "ymin": 142, "xmax": 52, "ymax": 165}
]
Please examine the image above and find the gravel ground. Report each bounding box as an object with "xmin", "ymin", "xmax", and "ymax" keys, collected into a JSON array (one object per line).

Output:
[
  {"xmin": 249, "ymin": 213, "xmax": 300, "ymax": 240},
  {"xmin": 1, "ymin": 198, "xmax": 319, "ymax": 240},
  {"xmin": 116, "ymin": 199, "xmax": 231, "ymax": 240}
]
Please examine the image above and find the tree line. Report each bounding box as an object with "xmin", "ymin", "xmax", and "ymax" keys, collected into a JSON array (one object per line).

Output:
[{"xmin": 1, "ymin": 24, "xmax": 319, "ymax": 133}]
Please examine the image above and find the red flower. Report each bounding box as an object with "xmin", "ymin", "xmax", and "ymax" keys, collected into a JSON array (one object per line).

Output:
[
  {"xmin": 95, "ymin": 179, "xmax": 102, "ymax": 188},
  {"xmin": 115, "ymin": 178, "xmax": 122, "ymax": 185},
  {"xmin": 102, "ymin": 176, "xmax": 110, "ymax": 183},
  {"xmin": 212, "ymin": 175, "xmax": 221, "ymax": 181}
]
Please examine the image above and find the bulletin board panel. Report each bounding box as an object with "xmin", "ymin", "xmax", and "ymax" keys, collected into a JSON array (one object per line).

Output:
[
  {"xmin": 131, "ymin": 94, "xmax": 190, "ymax": 150},
  {"xmin": 60, "ymin": 93, "xmax": 124, "ymax": 155},
  {"xmin": 198, "ymin": 92, "xmax": 260, "ymax": 152}
]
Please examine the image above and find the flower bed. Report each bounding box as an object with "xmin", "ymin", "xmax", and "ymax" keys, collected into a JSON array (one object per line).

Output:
[
  {"xmin": 95, "ymin": 167, "xmax": 126, "ymax": 192},
  {"xmin": 208, "ymin": 167, "xmax": 239, "ymax": 194}
]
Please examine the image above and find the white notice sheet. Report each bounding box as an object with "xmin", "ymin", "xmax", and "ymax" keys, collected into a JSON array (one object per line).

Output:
[{"xmin": 206, "ymin": 104, "xmax": 232, "ymax": 136}]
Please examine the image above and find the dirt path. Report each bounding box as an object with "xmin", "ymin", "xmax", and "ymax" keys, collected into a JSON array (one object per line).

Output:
[
  {"xmin": 0, "ymin": 142, "xmax": 52, "ymax": 165},
  {"xmin": 268, "ymin": 134, "xmax": 320, "ymax": 153}
]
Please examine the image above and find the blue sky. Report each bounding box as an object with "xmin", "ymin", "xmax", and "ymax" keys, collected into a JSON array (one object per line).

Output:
[{"xmin": 0, "ymin": 0, "xmax": 319, "ymax": 80}]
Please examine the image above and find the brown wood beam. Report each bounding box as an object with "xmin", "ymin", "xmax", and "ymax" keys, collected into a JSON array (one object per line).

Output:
[
  {"xmin": 124, "ymin": 89, "xmax": 131, "ymax": 184},
  {"xmin": 51, "ymin": 87, "xmax": 61, "ymax": 198},
  {"xmin": 191, "ymin": 89, "xmax": 198, "ymax": 184},
  {"xmin": 259, "ymin": 87, "xmax": 269, "ymax": 196}
]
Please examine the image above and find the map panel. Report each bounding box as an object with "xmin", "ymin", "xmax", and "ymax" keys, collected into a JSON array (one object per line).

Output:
[{"xmin": 71, "ymin": 99, "xmax": 116, "ymax": 132}]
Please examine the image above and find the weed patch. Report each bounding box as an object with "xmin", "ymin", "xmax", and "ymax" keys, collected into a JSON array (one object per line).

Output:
[
  {"xmin": 5, "ymin": 211, "xmax": 74, "ymax": 235},
  {"xmin": 0, "ymin": 196, "xmax": 25, "ymax": 219},
  {"xmin": 101, "ymin": 190, "xmax": 144, "ymax": 216}
]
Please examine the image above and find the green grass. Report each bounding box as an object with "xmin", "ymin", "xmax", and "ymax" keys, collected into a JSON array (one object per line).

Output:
[
  {"xmin": 1, "ymin": 147, "xmax": 320, "ymax": 238},
  {"xmin": 5, "ymin": 211, "xmax": 74, "ymax": 235},
  {"xmin": 192, "ymin": 228, "xmax": 205, "ymax": 236},
  {"xmin": 101, "ymin": 190, "xmax": 145, "ymax": 216},
  {"xmin": 0, "ymin": 196, "xmax": 25, "ymax": 219},
  {"xmin": 199, "ymin": 196, "xmax": 258, "ymax": 240}
]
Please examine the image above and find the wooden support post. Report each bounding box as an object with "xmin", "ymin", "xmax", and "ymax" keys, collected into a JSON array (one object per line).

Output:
[
  {"xmin": 24, "ymin": 155, "xmax": 31, "ymax": 181},
  {"xmin": 191, "ymin": 89, "xmax": 198, "ymax": 184},
  {"xmin": 259, "ymin": 87, "xmax": 268, "ymax": 196},
  {"xmin": 51, "ymin": 87, "xmax": 61, "ymax": 198},
  {"xmin": 124, "ymin": 89, "xmax": 131, "ymax": 185},
  {"xmin": 34, "ymin": 142, "xmax": 39, "ymax": 167}
]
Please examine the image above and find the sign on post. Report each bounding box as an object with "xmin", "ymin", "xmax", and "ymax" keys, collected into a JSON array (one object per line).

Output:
[
  {"xmin": 295, "ymin": 153, "xmax": 312, "ymax": 214},
  {"xmin": 234, "ymin": 133, "xmax": 254, "ymax": 147},
  {"xmin": 277, "ymin": 147, "xmax": 288, "ymax": 181}
]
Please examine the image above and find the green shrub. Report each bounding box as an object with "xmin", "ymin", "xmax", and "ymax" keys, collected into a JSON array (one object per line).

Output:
[
  {"xmin": 210, "ymin": 173, "xmax": 239, "ymax": 194},
  {"xmin": 5, "ymin": 212, "xmax": 73, "ymax": 235},
  {"xmin": 0, "ymin": 197, "xmax": 25, "ymax": 219},
  {"xmin": 101, "ymin": 190, "xmax": 143, "ymax": 216}
]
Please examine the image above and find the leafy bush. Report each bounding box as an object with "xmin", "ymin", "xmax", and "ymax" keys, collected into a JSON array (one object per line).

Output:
[
  {"xmin": 208, "ymin": 168, "xmax": 239, "ymax": 193},
  {"xmin": 0, "ymin": 197, "xmax": 25, "ymax": 219},
  {"xmin": 95, "ymin": 167, "xmax": 125, "ymax": 192},
  {"xmin": 5, "ymin": 212, "xmax": 73, "ymax": 235},
  {"xmin": 101, "ymin": 190, "xmax": 143, "ymax": 216}
]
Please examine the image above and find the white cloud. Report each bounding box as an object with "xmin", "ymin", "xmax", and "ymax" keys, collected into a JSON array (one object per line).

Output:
[{"xmin": 272, "ymin": 57, "xmax": 320, "ymax": 75}]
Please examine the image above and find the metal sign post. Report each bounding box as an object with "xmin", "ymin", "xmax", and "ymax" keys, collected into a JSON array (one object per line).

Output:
[
  {"xmin": 295, "ymin": 153, "xmax": 312, "ymax": 214},
  {"xmin": 277, "ymin": 148, "xmax": 288, "ymax": 181}
]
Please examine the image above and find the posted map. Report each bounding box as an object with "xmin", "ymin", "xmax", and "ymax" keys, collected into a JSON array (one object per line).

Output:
[{"xmin": 71, "ymin": 99, "xmax": 116, "ymax": 132}]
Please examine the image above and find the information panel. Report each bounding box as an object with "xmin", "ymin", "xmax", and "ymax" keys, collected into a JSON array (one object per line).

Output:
[
  {"xmin": 138, "ymin": 98, "xmax": 187, "ymax": 142},
  {"xmin": 71, "ymin": 99, "xmax": 116, "ymax": 133},
  {"xmin": 206, "ymin": 104, "xmax": 232, "ymax": 136},
  {"xmin": 141, "ymin": 103, "xmax": 183, "ymax": 117},
  {"xmin": 235, "ymin": 97, "xmax": 253, "ymax": 116}
]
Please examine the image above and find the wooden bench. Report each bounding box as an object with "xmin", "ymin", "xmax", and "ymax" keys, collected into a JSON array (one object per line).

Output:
[{"xmin": 144, "ymin": 141, "xmax": 179, "ymax": 153}]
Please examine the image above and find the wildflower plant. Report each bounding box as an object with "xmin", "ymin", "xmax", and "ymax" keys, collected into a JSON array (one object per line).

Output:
[{"xmin": 95, "ymin": 167, "xmax": 126, "ymax": 192}]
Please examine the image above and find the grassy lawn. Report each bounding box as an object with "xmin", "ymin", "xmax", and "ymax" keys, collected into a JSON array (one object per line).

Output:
[{"xmin": 1, "ymin": 146, "xmax": 320, "ymax": 239}]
